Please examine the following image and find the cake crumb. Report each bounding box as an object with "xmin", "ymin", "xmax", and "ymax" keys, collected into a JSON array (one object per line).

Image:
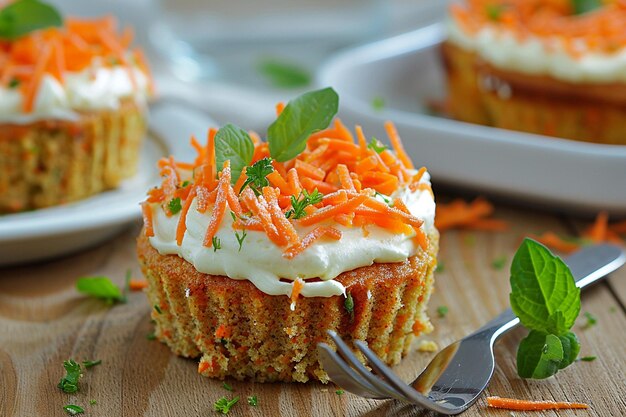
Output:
[
  {"xmin": 417, "ymin": 340, "xmax": 439, "ymax": 352},
  {"xmin": 284, "ymin": 326, "xmax": 298, "ymax": 338}
]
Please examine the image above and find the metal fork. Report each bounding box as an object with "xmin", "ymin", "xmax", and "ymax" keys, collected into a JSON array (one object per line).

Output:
[{"xmin": 318, "ymin": 244, "xmax": 625, "ymax": 415}]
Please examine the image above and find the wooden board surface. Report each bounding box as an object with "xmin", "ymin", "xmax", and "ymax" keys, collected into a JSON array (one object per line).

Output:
[{"xmin": 1, "ymin": 205, "xmax": 625, "ymax": 417}]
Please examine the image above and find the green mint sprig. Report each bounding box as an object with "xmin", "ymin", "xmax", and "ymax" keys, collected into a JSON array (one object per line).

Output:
[
  {"xmin": 510, "ymin": 239, "xmax": 582, "ymax": 379},
  {"xmin": 215, "ymin": 124, "xmax": 254, "ymax": 184},
  {"xmin": 0, "ymin": 0, "xmax": 62, "ymax": 40},
  {"xmin": 267, "ymin": 87, "xmax": 339, "ymax": 162},
  {"xmin": 571, "ymin": 0, "xmax": 602, "ymax": 15}
]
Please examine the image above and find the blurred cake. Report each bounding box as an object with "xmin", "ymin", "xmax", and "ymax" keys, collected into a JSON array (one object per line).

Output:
[
  {"xmin": 0, "ymin": 5, "xmax": 152, "ymax": 213},
  {"xmin": 443, "ymin": 0, "xmax": 626, "ymax": 145},
  {"xmin": 137, "ymin": 90, "xmax": 439, "ymax": 382}
]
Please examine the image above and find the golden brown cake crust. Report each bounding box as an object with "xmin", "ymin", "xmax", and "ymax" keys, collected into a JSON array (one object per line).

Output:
[
  {"xmin": 442, "ymin": 42, "xmax": 626, "ymax": 145},
  {"xmin": 0, "ymin": 99, "xmax": 146, "ymax": 213},
  {"xmin": 137, "ymin": 228, "xmax": 439, "ymax": 383}
]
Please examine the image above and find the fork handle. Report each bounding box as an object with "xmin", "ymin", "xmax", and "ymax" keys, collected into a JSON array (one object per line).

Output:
[{"xmin": 470, "ymin": 244, "xmax": 625, "ymax": 343}]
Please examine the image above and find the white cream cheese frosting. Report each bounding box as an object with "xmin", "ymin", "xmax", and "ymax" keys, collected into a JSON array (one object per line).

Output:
[
  {"xmin": 0, "ymin": 63, "xmax": 150, "ymax": 124},
  {"xmin": 148, "ymin": 174, "xmax": 436, "ymax": 299},
  {"xmin": 446, "ymin": 18, "xmax": 626, "ymax": 84}
]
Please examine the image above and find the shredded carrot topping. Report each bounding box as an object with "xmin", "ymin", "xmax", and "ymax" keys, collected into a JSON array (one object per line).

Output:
[
  {"xmin": 0, "ymin": 15, "xmax": 152, "ymax": 112},
  {"xmin": 142, "ymin": 117, "xmax": 435, "ymax": 259},
  {"xmin": 486, "ymin": 396, "xmax": 589, "ymax": 410},
  {"xmin": 451, "ymin": 0, "xmax": 626, "ymax": 57}
]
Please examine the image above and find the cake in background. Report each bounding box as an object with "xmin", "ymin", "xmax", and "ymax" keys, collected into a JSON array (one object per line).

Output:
[
  {"xmin": 0, "ymin": 0, "xmax": 152, "ymax": 213},
  {"xmin": 137, "ymin": 88, "xmax": 439, "ymax": 382},
  {"xmin": 442, "ymin": 0, "xmax": 626, "ymax": 145}
]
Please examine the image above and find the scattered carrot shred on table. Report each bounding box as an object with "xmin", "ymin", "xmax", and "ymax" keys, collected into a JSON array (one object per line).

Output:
[
  {"xmin": 529, "ymin": 231, "xmax": 581, "ymax": 254},
  {"xmin": 486, "ymin": 396, "xmax": 589, "ymax": 411},
  {"xmin": 129, "ymin": 279, "xmax": 148, "ymax": 291},
  {"xmin": 435, "ymin": 197, "xmax": 508, "ymax": 232}
]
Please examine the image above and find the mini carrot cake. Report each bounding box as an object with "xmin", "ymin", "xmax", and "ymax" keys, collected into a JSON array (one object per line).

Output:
[
  {"xmin": 137, "ymin": 88, "xmax": 439, "ymax": 383},
  {"xmin": 443, "ymin": 0, "xmax": 626, "ymax": 144},
  {"xmin": 0, "ymin": 0, "xmax": 152, "ymax": 213}
]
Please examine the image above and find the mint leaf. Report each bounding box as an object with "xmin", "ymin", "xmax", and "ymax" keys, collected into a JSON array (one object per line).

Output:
[
  {"xmin": 517, "ymin": 330, "xmax": 564, "ymax": 379},
  {"xmin": 0, "ymin": 0, "xmax": 62, "ymax": 40},
  {"xmin": 215, "ymin": 124, "xmax": 254, "ymax": 184},
  {"xmin": 571, "ymin": 0, "xmax": 602, "ymax": 15},
  {"xmin": 76, "ymin": 276, "xmax": 125, "ymax": 304},
  {"xmin": 257, "ymin": 58, "xmax": 311, "ymax": 88},
  {"xmin": 557, "ymin": 331, "xmax": 580, "ymax": 370},
  {"xmin": 509, "ymin": 239, "xmax": 580, "ymax": 334},
  {"xmin": 267, "ymin": 87, "xmax": 339, "ymax": 162}
]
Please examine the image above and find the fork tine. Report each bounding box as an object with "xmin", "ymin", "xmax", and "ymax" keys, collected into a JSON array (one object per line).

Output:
[
  {"xmin": 317, "ymin": 343, "xmax": 388, "ymax": 399},
  {"xmin": 354, "ymin": 340, "xmax": 459, "ymax": 415},
  {"xmin": 327, "ymin": 331, "xmax": 409, "ymax": 402}
]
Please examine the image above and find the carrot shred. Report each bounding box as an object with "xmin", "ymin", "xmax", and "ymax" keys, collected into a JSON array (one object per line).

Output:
[
  {"xmin": 530, "ymin": 231, "xmax": 580, "ymax": 254},
  {"xmin": 435, "ymin": 197, "xmax": 507, "ymax": 232},
  {"xmin": 299, "ymin": 194, "xmax": 368, "ymax": 227},
  {"xmin": 176, "ymin": 187, "xmax": 197, "ymax": 245},
  {"xmin": 215, "ymin": 324, "xmax": 232, "ymax": 339},
  {"xmin": 584, "ymin": 211, "xmax": 609, "ymax": 243},
  {"xmin": 202, "ymin": 162, "xmax": 230, "ymax": 247},
  {"xmin": 141, "ymin": 202, "xmax": 154, "ymax": 237},
  {"xmin": 283, "ymin": 226, "xmax": 342, "ymax": 259},
  {"xmin": 336, "ymin": 164, "xmax": 356, "ymax": 192},
  {"xmin": 486, "ymin": 396, "xmax": 589, "ymax": 411},
  {"xmin": 385, "ymin": 121, "xmax": 414, "ymax": 170},
  {"xmin": 129, "ymin": 279, "xmax": 148, "ymax": 291},
  {"xmin": 289, "ymin": 278, "xmax": 304, "ymax": 309}
]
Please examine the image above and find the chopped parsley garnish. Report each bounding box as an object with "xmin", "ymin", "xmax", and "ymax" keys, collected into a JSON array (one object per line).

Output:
[
  {"xmin": 247, "ymin": 396, "xmax": 258, "ymax": 406},
  {"xmin": 491, "ymin": 256, "xmax": 507, "ymax": 270},
  {"xmin": 181, "ymin": 180, "xmax": 191, "ymax": 187},
  {"xmin": 58, "ymin": 359, "xmax": 81, "ymax": 393},
  {"xmin": 367, "ymin": 137, "xmax": 387, "ymax": 154},
  {"xmin": 82, "ymin": 359, "xmax": 101, "ymax": 369},
  {"xmin": 212, "ymin": 236, "xmax": 222, "ymax": 252},
  {"xmin": 63, "ymin": 404, "xmax": 84, "ymax": 415},
  {"xmin": 463, "ymin": 234, "xmax": 476, "ymax": 247},
  {"xmin": 571, "ymin": 0, "xmax": 602, "ymax": 15},
  {"xmin": 374, "ymin": 191, "xmax": 391, "ymax": 205},
  {"xmin": 437, "ymin": 306, "xmax": 449, "ymax": 318},
  {"xmin": 235, "ymin": 229, "xmax": 247, "ymax": 252},
  {"xmin": 267, "ymin": 87, "xmax": 338, "ymax": 162},
  {"xmin": 214, "ymin": 396, "xmax": 239, "ymax": 414},
  {"xmin": 579, "ymin": 355, "xmax": 596, "ymax": 362},
  {"xmin": 89, "ymin": 399, "xmax": 97, "ymax": 405},
  {"xmin": 435, "ymin": 262, "xmax": 444, "ymax": 273},
  {"xmin": 76, "ymin": 276, "xmax": 125, "ymax": 304},
  {"xmin": 285, "ymin": 189, "xmax": 323, "ymax": 219},
  {"xmin": 0, "ymin": 0, "xmax": 62, "ymax": 40},
  {"xmin": 8, "ymin": 78, "xmax": 20, "ymax": 88},
  {"xmin": 582, "ymin": 312, "xmax": 597, "ymax": 329},
  {"xmin": 240, "ymin": 157, "xmax": 274, "ymax": 196},
  {"xmin": 371, "ymin": 96, "xmax": 385, "ymax": 111},
  {"xmin": 257, "ymin": 57, "xmax": 312, "ymax": 89},
  {"xmin": 168, "ymin": 197, "xmax": 182, "ymax": 215},
  {"xmin": 146, "ymin": 332, "xmax": 156, "ymax": 340},
  {"xmin": 336, "ymin": 389, "xmax": 344, "ymax": 395},
  {"xmin": 609, "ymin": 306, "xmax": 617, "ymax": 313},
  {"xmin": 222, "ymin": 382, "xmax": 233, "ymax": 391},
  {"xmin": 510, "ymin": 239, "xmax": 581, "ymax": 379},
  {"xmin": 154, "ymin": 304, "xmax": 163, "ymax": 314},
  {"xmin": 344, "ymin": 292, "xmax": 354, "ymax": 321}
]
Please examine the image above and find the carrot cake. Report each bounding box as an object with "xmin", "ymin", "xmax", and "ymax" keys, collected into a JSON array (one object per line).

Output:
[
  {"xmin": 0, "ymin": 0, "xmax": 152, "ymax": 213},
  {"xmin": 443, "ymin": 0, "xmax": 626, "ymax": 144},
  {"xmin": 137, "ymin": 88, "xmax": 439, "ymax": 382}
]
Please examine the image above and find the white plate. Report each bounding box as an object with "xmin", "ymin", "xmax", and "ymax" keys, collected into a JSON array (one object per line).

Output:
[
  {"xmin": 0, "ymin": 102, "xmax": 215, "ymax": 266},
  {"xmin": 319, "ymin": 23, "xmax": 626, "ymax": 215}
]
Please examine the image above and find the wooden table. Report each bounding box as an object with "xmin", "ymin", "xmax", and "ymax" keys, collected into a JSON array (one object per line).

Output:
[{"xmin": 1, "ymin": 202, "xmax": 625, "ymax": 417}]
